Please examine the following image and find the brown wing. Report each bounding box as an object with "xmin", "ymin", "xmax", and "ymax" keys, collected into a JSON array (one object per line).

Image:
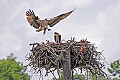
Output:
[
  {"xmin": 48, "ymin": 9, "xmax": 75, "ymax": 27},
  {"xmin": 26, "ymin": 9, "xmax": 40, "ymax": 29}
]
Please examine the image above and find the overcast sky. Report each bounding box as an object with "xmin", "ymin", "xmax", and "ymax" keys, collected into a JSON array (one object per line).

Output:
[{"xmin": 0, "ymin": 0, "xmax": 120, "ymax": 80}]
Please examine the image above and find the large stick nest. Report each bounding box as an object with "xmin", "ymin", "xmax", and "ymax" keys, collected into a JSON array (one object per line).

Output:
[{"xmin": 25, "ymin": 38, "xmax": 107, "ymax": 77}]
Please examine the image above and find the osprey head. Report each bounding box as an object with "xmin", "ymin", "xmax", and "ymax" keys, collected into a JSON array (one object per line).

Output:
[{"xmin": 54, "ymin": 32, "xmax": 58, "ymax": 34}]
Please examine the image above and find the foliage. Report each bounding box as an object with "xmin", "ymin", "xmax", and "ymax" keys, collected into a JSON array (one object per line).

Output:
[
  {"xmin": 108, "ymin": 60, "xmax": 120, "ymax": 80},
  {"xmin": 0, "ymin": 53, "xmax": 30, "ymax": 80},
  {"xmin": 52, "ymin": 72, "xmax": 85, "ymax": 80},
  {"xmin": 72, "ymin": 73, "xmax": 86, "ymax": 80},
  {"xmin": 88, "ymin": 72, "xmax": 106, "ymax": 80},
  {"xmin": 51, "ymin": 71, "xmax": 106, "ymax": 80}
]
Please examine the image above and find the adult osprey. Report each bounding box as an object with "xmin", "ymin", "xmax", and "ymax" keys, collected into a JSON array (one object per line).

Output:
[
  {"xmin": 54, "ymin": 32, "xmax": 61, "ymax": 44},
  {"xmin": 26, "ymin": 9, "xmax": 75, "ymax": 34}
]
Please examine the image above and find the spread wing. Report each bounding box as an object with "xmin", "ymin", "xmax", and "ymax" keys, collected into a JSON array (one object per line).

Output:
[
  {"xmin": 48, "ymin": 9, "xmax": 75, "ymax": 27},
  {"xmin": 26, "ymin": 9, "xmax": 40, "ymax": 29}
]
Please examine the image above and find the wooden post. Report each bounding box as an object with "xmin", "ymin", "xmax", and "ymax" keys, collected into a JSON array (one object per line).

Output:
[{"xmin": 63, "ymin": 46, "xmax": 72, "ymax": 80}]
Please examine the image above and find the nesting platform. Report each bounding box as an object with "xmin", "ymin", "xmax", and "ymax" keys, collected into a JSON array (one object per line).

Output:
[{"xmin": 25, "ymin": 38, "xmax": 107, "ymax": 78}]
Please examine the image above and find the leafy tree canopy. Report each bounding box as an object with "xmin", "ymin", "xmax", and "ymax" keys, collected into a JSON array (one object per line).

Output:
[
  {"xmin": 0, "ymin": 53, "xmax": 30, "ymax": 80},
  {"xmin": 51, "ymin": 71, "xmax": 106, "ymax": 80},
  {"xmin": 108, "ymin": 60, "xmax": 120, "ymax": 80}
]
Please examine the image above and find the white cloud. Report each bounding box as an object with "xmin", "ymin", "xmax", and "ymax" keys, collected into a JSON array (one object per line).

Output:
[
  {"xmin": 0, "ymin": 29, "xmax": 22, "ymax": 54},
  {"xmin": 10, "ymin": 2, "xmax": 30, "ymax": 20},
  {"xmin": 26, "ymin": 27, "xmax": 39, "ymax": 38},
  {"xmin": 0, "ymin": 0, "xmax": 8, "ymax": 6},
  {"xmin": 75, "ymin": 0, "xmax": 94, "ymax": 7},
  {"xmin": 96, "ymin": 12, "xmax": 107, "ymax": 26},
  {"xmin": 95, "ymin": 1, "xmax": 120, "ymax": 62},
  {"xmin": 62, "ymin": 0, "xmax": 94, "ymax": 8}
]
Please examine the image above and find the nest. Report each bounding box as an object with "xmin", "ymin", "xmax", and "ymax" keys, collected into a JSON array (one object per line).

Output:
[{"xmin": 25, "ymin": 38, "xmax": 107, "ymax": 78}]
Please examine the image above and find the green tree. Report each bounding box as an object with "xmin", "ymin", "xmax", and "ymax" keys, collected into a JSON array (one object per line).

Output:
[
  {"xmin": 52, "ymin": 73, "xmax": 85, "ymax": 80},
  {"xmin": 51, "ymin": 71, "xmax": 106, "ymax": 80},
  {"xmin": 88, "ymin": 72, "xmax": 106, "ymax": 80},
  {"xmin": 72, "ymin": 73, "xmax": 86, "ymax": 80},
  {"xmin": 108, "ymin": 60, "xmax": 120, "ymax": 80},
  {"xmin": 0, "ymin": 53, "xmax": 30, "ymax": 80}
]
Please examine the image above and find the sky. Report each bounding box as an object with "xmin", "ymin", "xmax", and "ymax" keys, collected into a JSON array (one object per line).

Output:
[{"xmin": 0, "ymin": 0, "xmax": 120, "ymax": 80}]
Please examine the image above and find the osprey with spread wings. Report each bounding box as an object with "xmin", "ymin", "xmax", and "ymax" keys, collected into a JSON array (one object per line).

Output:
[{"xmin": 26, "ymin": 9, "xmax": 75, "ymax": 34}]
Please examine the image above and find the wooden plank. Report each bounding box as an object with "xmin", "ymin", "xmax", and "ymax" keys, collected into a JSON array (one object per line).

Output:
[{"xmin": 63, "ymin": 47, "xmax": 72, "ymax": 80}]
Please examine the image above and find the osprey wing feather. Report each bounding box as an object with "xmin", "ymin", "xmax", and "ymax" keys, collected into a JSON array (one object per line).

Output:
[
  {"xmin": 48, "ymin": 9, "xmax": 75, "ymax": 27},
  {"xmin": 26, "ymin": 9, "xmax": 40, "ymax": 29}
]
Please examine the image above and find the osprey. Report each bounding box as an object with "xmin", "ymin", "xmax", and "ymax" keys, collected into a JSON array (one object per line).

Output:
[
  {"xmin": 26, "ymin": 9, "xmax": 75, "ymax": 34},
  {"xmin": 80, "ymin": 38, "xmax": 90, "ymax": 53},
  {"xmin": 54, "ymin": 32, "xmax": 61, "ymax": 44}
]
